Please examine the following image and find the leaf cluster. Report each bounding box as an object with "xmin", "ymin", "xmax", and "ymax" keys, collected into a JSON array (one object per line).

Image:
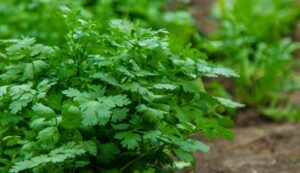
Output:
[
  {"xmin": 0, "ymin": 7, "xmax": 239, "ymax": 173},
  {"xmin": 202, "ymin": 0, "xmax": 300, "ymax": 120}
]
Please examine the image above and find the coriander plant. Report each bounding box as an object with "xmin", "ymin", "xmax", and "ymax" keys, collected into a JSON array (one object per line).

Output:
[
  {"xmin": 202, "ymin": 0, "xmax": 300, "ymax": 120},
  {"xmin": 0, "ymin": 7, "xmax": 240, "ymax": 173}
]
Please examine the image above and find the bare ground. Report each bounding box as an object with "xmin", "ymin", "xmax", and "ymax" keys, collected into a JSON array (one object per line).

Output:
[{"xmin": 191, "ymin": 122, "xmax": 300, "ymax": 173}]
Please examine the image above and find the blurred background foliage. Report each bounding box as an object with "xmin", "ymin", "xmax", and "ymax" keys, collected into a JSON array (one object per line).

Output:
[
  {"xmin": 0, "ymin": 0, "xmax": 196, "ymax": 46},
  {"xmin": 202, "ymin": 0, "xmax": 300, "ymax": 121}
]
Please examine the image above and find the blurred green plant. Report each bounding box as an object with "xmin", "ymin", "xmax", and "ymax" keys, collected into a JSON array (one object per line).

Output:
[
  {"xmin": 214, "ymin": 0, "xmax": 299, "ymax": 41},
  {"xmin": 202, "ymin": 0, "xmax": 300, "ymax": 121},
  {"xmin": 0, "ymin": 0, "xmax": 196, "ymax": 46}
]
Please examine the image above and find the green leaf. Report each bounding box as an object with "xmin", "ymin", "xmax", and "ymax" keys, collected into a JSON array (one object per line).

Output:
[
  {"xmin": 59, "ymin": 5, "xmax": 72, "ymax": 14},
  {"xmin": 111, "ymin": 108, "xmax": 129, "ymax": 123},
  {"xmin": 81, "ymin": 141, "xmax": 97, "ymax": 156},
  {"xmin": 196, "ymin": 117, "xmax": 234, "ymax": 140},
  {"xmin": 177, "ymin": 139, "xmax": 209, "ymax": 153},
  {"xmin": 9, "ymin": 155, "xmax": 51, "ymax": 173},
  {"xmin": 9, "ymin": 141, "xmax": 90, "ymax": 173},
  {"xmin": 92, "ymin": 72, "xmax": 119, "ymax": 86},
  {"xmin": 37, "ymin": 127, "xmax": 60, "ymax": 148},
  {"xmin": 173, "ymin": 161, "xmax": 191, "ymax": 170},
  {"xmin": 115, "ymin": 132, "xmax": 142, "ymax": 150},
  {"xmin": 9, "ymin": 93, "xmax": 34, "ymax": 114},
  {"xmin": 153, "ymin": 84, "xmax": 177, "ymax": 90},
  {"xmin": 37, "ymin": 79, "xmax": 57, "ymax": 98},
  {"xmin": 214, "ymin": 97, "xmax": 245, "ymax": 108},
  {"xmin": 173, "ymin": 149, "xmax": 194, "ymax": 162},
  {"xmin": 136, "ymin": 104, "xmax": 167, "ymax": 122},
  {"xmin": 23, "ymin": 60, "xmax": 48, "ymax": 80},
  {"xmin": 99, "ymin": 95, "xmax": 131, "ymax": 108},
  {"xmin": 49, "ymin": 142, "xmax": 86, "ymax": 162},
  {"xmin": 32, "ymin": 103, "xmax": 56, "ymax": 119},
  {"xmin": 109, "ymin": 19, "xmax": 134, "ymax": 34},
  {"xmin": 180, "ymin": 79, "xmax": 205, "ymax": 93},
  {"xmin": 80, "ymin": 101, "xmax": 111, "ymax": 126},
  {"xmin": 143, "ymin": 130, "xmax": 161, "ymax": 143},
  {"xmin": 63, "ymin": 88, "xmax": 84, "ymax": 99},
  {"xmin": 0, "ymin": 86, "xmax": 8, "ymax": 97},
  {"xmin": 197, "ymin": 63, "xmax": 239, "ymax": 78},
  {"xmin": 112, "ymin": 123, "xmax": 130, "ymax": 130}
]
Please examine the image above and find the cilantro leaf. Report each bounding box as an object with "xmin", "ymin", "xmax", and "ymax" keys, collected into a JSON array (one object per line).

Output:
[{"xmin": 115, "ymin": 132, "xmax": 142, "ymax": 150}]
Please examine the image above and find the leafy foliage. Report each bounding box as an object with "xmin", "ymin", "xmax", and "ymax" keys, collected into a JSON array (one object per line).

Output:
[
  {"xmin": 0, "ymin": 6, "xmax": 238, "ymax": 173},
  {"xmin": 0, "ymin": 0, "xmax": 195, "ymax": 45},
  {"xmin": 203, "ymin": 0, "xmax": 300, "ymax": 120}
]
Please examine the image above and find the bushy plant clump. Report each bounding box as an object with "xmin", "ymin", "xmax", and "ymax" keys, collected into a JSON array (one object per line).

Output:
[{"xmin": 0, "ymin": 7, "xmax": 240, "ymax": 173}]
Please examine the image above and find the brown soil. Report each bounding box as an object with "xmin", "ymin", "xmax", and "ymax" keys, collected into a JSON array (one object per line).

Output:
[
  {"xmin": 176, "ymin": 114, "xmax": 300, "ymax": 173},
  {"xmin": 189, "ymin": 0, "xmax": 218, "ymax": 35},
  {"xmin": 190, "ymin": 122, "xmax": 300, "ymax": 173}
]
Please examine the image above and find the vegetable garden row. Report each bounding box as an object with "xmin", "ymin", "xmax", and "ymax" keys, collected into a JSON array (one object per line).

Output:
[{"xmin": 0, "ymin": 0, "xmax": 299, "ymax": 172}]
